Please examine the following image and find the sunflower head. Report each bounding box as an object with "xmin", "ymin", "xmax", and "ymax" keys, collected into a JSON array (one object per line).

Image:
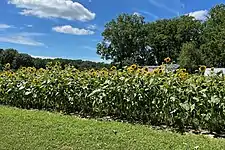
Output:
[
  {"xmin": 146, "ymin": 72, "xmax": 152, "ymax": 77},
  {"xmin": 153, "ymin": 69, "xmax": 159, "ymax": 74},
  {"xmin": 100, "ymin": 70, "xmax": 108, "ymax": 76},
  {"xmin": 30, "ymin": 67, "xmax": 36, "ymax": 72},
  {"xmin": 164, "ymin": 57, "xmax": 171, "ymax": 63},
  {"xmin": 142, "ymin": 67, "xmax": 149, "ymax": 72},
  {"xmin": 158, "ymin": 65, "xmax": 165, "ymax": 70},
  {"xmin": 21, "ymin": 67, "xmax": 26, "ymax": 71},
  {"xmin": 5, "ymin": 63, "xmax": 10, "ymax": 69},
  {"xmin": 137, "ymin": 69, "xmax": 143, "ymax": 74},
  {"xmin": 199, "ymin": 65, "xmax": 206, "ymax": 72},
  {"xmin": 127, "ymin": 67, "xmax": 134, "ymax": 73},
  {"xmin": 181, "ymin": 69, "xmax": 187, "ymax": 73},
  {"xmin": 90, "ymin": 69, "xmax": 95, "ymax": 73},
  {"xmin": 178, "ymin": 72, "xmax": 189, "ymax": 80},
  {"xmin": 158, "ymin": 69, "xmax": 164, "ymax": 74},
  {"xmin": 101, "ymin": 67, "xmax": 108, "ymax": 71},
  {"xmin": 91, "ymin": 71, "xmax": 97, "ymax": 76},
  {"xmin": 38, "ymin": 68, "xmax": 45, "ymax": 73},
  {"xmin": 130, "ymin": 64, "xmax": 137, "ymax": 69},
  {"xmin": 110, "ymin": 66, "xmax": 117, "ymax": 71}
]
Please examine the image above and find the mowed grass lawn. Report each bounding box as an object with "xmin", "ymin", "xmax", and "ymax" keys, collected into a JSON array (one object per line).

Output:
[{"xmin": 0, "ymin": 106, "xmax": 225, "ymax": 150}]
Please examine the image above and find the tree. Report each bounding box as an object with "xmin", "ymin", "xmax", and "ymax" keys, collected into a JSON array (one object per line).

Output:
[
  {"xmin": 97, "ymin": 13, "xmax": 149, "ymax": 67},
  {"xmin": 0, "ymin": 49, "xmax": 18, "ymax": 65},
  {"xmin": 200, "ymin": 4, "xmax": 225, "ymax": 67},
  {"xmin": 12, "ymin": 53, "xmax": 34, "ymax": 69},
  {"xmin": 146, "ymin": 15, "xmax": 202, "ymax": 65},
  {"xmin": 178, "ymin": 42, "xmax": 203, "ymax": 72}
]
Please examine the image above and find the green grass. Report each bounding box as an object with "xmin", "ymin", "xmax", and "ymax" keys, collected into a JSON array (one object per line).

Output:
[{"xmin": 0, "ymin": 106, "xmax": 225, "ymax": 150}]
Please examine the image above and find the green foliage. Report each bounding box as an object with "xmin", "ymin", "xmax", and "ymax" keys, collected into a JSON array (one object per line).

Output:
[
  {"xmin": 98, "ymin": 13, "xmax": 202, "ymax": 66},
  {"xmin": 97, "ymin": 14, "xmax": 149, "ymax": 67},
  {"xmin": 0, "ymin": 64, "xmax": 225, "ymax": 133},
  {"xmin": 179, "ymin": 42, "xmax": 203, "ymax": 72},
  {"xmin": 12, "ymin": 53, "xmax": 34, "ymax": 70},
  {"xmin": 146, "ymin": 16, "xmax": 202, "ymax": 64},
  {"xmin": 201, "ymin": 4, "xmax": 225, "ymax": 67},
  {"xmin": 0, "ymin": 49, "xmax": 18, "ymax": 65},
  {"xmin": 97, "ymin": 4, "xmax": 225, "ymax": 68},
  {"xmin": 0, "ymin": 48, "xmax": 110, "ymax": 70}
]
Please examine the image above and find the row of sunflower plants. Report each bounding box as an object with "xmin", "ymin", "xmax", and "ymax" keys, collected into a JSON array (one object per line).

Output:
[{"xmin": 0, "ymin": 60, "xmax": 225, "ymax": 133}]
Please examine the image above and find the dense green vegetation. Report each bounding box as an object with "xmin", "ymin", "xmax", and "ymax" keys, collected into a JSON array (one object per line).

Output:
[
  {"xmin": 1, "ymin": 4, "xmax": 225, "ymax": 149},
  {"xmin": 1, "ymin": 106, "xmax": 225, "ymax": 150},
  {"xmin": 97, "ymin": 4, "xmax": 225, "ymax": 71},
  {"xmin": 0, "ymin": 48, "xmax": 109, "ymax": 71},
  {"xmin": 0, "ymin": 62, "xmax": 225, "ymax": 133}
]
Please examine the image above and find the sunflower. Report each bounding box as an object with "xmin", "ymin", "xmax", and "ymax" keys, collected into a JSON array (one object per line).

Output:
[
  {"xmin": 178, "ymin": 72, "xmax": 188, "ymax": 80},
  {"xmin": 199, "ymin": 65, "xmax": 206, "ymax": 72},
  {"xmin": 181, "ymin": 69, "xmax": 187, "ymax": 73},
  {"xmin": 91, "ymin": 71, "xmax": 97, "ymax": 76},
  {"xmin": 100, "ymin": 71, "xmax": 108, "ymax": 76},
  {"xmin": 184, "ymin": 73, "xmax": 188, "ymax": 76},
  {"xmin": 90, "ymin": 69, "xmax": 95, "ymax": 73},
  {"xmin": 130, "ymin": 64, "xmax": 137, "ymax": 69},
  {"xmin": 142, "ymin": 67, "xmax": 149, "ymax": 72},
  {"xmin": 21, "ymin": 67, "xmax": 26, "ymax": 71},
  {"xmin": 153, "ymin": 69, "xmax": 159, "ymax": 74},
  {"xmin": 158, "ymin": 69, "xmax": 164, "ymax": 74},
  {"xmin": 30, "ymin": 67, "xmax": 36, "ymax": 72},
  {"xmin": 5, "ymin": 63, "xmax": 10, "ymax": 69},
  {"xmin": 146, "ymin": 72, "xmax": 152, "ymax": 77},
  {"xmin": 101, "ymin": 67, "xmax": 108, "ymax": 71},
  {"xmin": 110, "ymin": 66, "xmax": 117, "ymax": 71},
  {"xmin": 158, "ymin": 65, "xmax": 165, "ymax": 70},
  {"xmin": 127, "ymin": 67, "xmax": 134, "ymax": 73},
  {"xmin": 38, "ymin": 68, "xmax": 45, "ymax": 73},
  {"xmin": 137, "ymin": 69, "xmax": 143, "ymax": 74},
  {"xmin": 164, "ymin": 57, "xmax": 171, "ymax": 63}
]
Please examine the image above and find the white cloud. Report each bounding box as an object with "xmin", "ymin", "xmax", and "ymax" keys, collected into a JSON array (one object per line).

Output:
[
  {"xmin": 133, "ymin": 12, "xmax": 141, "ymax": 17},
  {"xmin": 80, "ymin": 57, "xmax": 111, "ymax": 63},
  {"xmin": 31, "ymin": 55, "xmax": 56, "ymax": 59},
  {"xmin": 26, "ymin": 24, "xmax": 33, "ymax": 28},
  {"xmin": 0, "ymin": 32, "xmax": 45, "ymax": 46},
  {"xmin": 87, "ymin": 24, "xmax": 97, "ymax": 30},
  {"xmin": 8, "ymin": 0, "xmax": 96, "ymax": 22},
  {"xmin": 0, "ymin": 24, "xmax": 13, "ymax": 29},
  {"xmin": 188, "ymin": 10, "xmax": 208, "ymax": 21},
  {"xmin": 19, "ymin": 32, "xmax": 45, "ymax": 36},
  {"xmin": 52, "ymin": 25, "xmax": 94, "ymax": 35}
]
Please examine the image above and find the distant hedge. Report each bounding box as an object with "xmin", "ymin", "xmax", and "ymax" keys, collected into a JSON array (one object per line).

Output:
[{"xmin": 0, "ymin": 48, "xmax": 110, "ymax": 70}]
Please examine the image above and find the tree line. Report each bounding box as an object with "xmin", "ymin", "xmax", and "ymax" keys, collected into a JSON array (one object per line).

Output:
[
  {"xmin": 0, "ymin": 49, "xmax": 109, "ymax": 71},
  {"xmin": 97, "ymin": 4, "xmax": 225, "ymax": 72}
]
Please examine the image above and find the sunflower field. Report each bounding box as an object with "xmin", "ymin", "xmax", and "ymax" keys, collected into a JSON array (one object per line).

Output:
[{"xmin": 0, "ymin": 61, "xmax": 225, "ymax": 133}]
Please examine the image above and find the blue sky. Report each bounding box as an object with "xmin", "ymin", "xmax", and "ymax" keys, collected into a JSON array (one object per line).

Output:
[{"xmin": 0, "ymin": 0, "xmax": 224, "ymax": 62}]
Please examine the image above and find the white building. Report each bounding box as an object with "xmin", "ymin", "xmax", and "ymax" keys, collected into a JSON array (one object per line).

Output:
[{"xmin": 204, "ymin": 68, "xmax": 225, "ymax": 76}]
